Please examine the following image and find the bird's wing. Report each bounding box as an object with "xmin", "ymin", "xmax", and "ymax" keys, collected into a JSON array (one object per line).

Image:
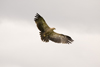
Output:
[
  {"xmin": 49, "ymin": 32, "xmax": 74, "ymax": 44},
  {"xmin": 34, "ymin": 13, "xmax": 50, "ymax": 32}
]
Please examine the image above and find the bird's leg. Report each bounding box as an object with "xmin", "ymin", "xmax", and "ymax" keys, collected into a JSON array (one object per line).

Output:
[
  {"xmin": 43, "ymin": 29, "xmax": 53, "ymax": 37},
  {"xmin": 43, "ymin": 32, "xmax": 46, "ymax": 37},
  {"xmin": 43, "ymin": 31, "xmax": 49, "ymax": 37},
  {"xmin": 43, "ymin": 34, "xmax": 45, "ymax": 37}
]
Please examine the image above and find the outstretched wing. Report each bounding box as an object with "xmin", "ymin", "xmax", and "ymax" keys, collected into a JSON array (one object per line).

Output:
[
  {"xmin": 34, "ymin": 13, "xmax": 50, "ymax": 32},
  {"xmin": 49, "ymin": 32, "xmax": 74, "ymax": 44}
]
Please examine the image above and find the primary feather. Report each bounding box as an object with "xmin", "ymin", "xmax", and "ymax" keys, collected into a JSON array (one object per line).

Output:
[
  {"xmin": 34, "ymin": 13, "xmax": 50, "ymax": 32},
  {"xmin": 34, "ymin": 13, "xmax": 74, "ymax": 44}
]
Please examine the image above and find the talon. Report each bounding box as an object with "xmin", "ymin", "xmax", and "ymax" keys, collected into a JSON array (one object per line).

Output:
[{"xmin": 44, "ymin": 35, "xmax": 45, "ymax": 37}]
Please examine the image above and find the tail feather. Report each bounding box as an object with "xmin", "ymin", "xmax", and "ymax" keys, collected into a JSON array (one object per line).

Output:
[{"xmin": 40, "ymin": 32, "xmax": 49, "ymax": 42}]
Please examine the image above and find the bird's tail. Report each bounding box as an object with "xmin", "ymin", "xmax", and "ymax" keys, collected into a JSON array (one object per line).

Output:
[{"xmin": 40, "ymin": 32, "xmax": 49, "ymax": 42}]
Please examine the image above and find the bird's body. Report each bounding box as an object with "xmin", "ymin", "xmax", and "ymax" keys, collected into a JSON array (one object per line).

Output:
[{"xmin": 34, "ymin": 13, "xmax": 74, "ymax": 44}]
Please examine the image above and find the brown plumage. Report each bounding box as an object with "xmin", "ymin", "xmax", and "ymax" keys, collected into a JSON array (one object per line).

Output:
[{"xmin": 34, "ymin": 13, "xmax": 74, "ymax": 44}]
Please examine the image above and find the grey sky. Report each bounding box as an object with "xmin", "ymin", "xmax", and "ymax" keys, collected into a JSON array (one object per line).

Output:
[
  {"xmin": 0, "ymin": 0, "xmax": 100, "ymax": 67},
  {"xmin": 1, "ymin": 0, "xmax": 100, "ymax": 33}
]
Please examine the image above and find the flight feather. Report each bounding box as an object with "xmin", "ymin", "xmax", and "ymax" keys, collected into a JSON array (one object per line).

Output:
[{"xmin": 34, "ymin": 13, "xmax": 74, "ymax": 44}]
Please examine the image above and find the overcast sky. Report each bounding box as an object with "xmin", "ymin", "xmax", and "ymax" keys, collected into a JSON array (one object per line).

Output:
[{"xmin": 0, "ymin": 0, "xmax": 100, "ymax": 67}]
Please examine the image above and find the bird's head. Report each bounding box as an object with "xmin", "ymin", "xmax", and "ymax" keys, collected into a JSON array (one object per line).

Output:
[{"xmin": 51, "ymin": 28, "xmax": 56, "ymax": 30}]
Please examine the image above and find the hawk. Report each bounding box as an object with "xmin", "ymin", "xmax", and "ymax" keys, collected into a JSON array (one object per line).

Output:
[{"xmin": 34, "ymin": 13, "xmax": 74, "ymax": 44}]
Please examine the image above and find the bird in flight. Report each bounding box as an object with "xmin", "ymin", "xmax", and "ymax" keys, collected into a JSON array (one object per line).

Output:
[{"xmin": 34, "ymin": 13, "xmax": 74, "ymax": 44}]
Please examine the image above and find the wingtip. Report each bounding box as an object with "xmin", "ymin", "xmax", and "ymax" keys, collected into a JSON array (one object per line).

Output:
[
  {"xmin": 35, "ymin": 13, "xmax": 39, "ymax": 17},
  {"xmin": 66, "ymin": 35, "xmax": 74, "ymax": 44},
  {"xmin": 36, "ymin": 13, "xmax": 39, "ymax": 15},
  {"xmin": 36, "ymin": 13, "xmax": 40, "ymax": 16},
  {"xmin": 34, "ymin": 13, "xmax": 40, "ymax": 21}
]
